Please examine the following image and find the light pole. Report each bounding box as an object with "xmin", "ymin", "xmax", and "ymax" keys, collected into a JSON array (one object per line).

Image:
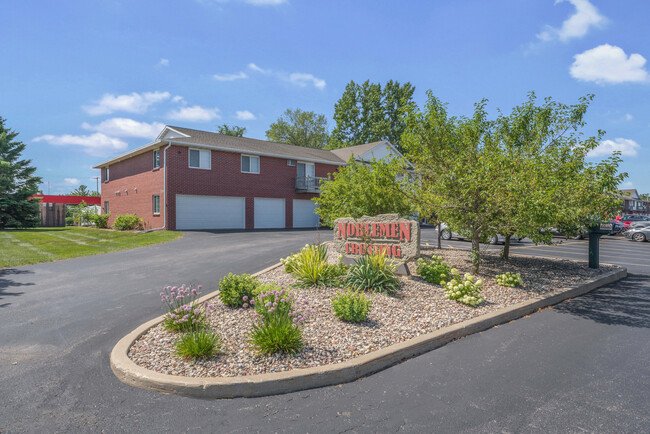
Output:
[{"xmin": 93, "ymin": 177, "xmax": 100, "ymax": 195}]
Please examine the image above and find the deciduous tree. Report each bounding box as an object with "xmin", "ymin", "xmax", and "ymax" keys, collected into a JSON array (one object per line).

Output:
[
  {"xmin": 217, "ymin": 124, "xmax": 247, "ymax": 137},
  {"xmin": 266, "ymin": 109, "xmax": 328, "ymax": 148}
]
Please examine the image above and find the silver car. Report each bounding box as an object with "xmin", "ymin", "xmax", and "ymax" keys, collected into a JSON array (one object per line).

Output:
[
  {"xmin": 439, "ymin": 224, "xmax": 519, "ymax": 245},
  {"xmin": 625, "ymin": 226, "xmax": 650, "ymax": 242}
]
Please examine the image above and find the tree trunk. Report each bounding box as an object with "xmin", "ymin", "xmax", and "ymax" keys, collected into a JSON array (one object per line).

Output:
[
  {"xmin": 502, "ymin": 235, "xmax": 511, "ymax": 260},
  {"xmin": 471, "ymin": 230, "xmax": 481, "ymax": 274},
  {"xmin": 437, "ymin": 221, "xmax": 442, "ymax": 249}
]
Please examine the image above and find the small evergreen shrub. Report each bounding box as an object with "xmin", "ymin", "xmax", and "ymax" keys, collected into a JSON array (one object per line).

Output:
[
  {"xmin": 496, "ymin": 272, "xmax": 523, "ymax": 287},
  {"xmin": 91, "ymin": 213, "xmax": 110, "ymax": 228},
  {"xmin": 416, "ymin": 255, "xmax": 452, "ymax": 285},
  {"xmin": 175, "ymin": 329, "xmax": 221, "ymax": 360},
  {"xmin": 113, "ymin": 213, "xmax": 143, "ymax": 231},
  {"xmin": 219, "ymin": 273, "xmax": 260, "ymax": 307},
  {"xmin": 442, "ymin": 269, "xmax": 484, "ymax": 307},
  {"xmin": 346, "ymin": 253, "xmax": 400, "ymax": 293},
  {"xmin": 331, "ymin": 290, "xmax": 372, "ymax": 323}
]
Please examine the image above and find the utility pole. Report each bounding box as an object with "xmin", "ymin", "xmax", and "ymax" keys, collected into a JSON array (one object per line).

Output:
[{"xmin": 93, "ymin": 177, "xmax": 100, "ymax": 195}]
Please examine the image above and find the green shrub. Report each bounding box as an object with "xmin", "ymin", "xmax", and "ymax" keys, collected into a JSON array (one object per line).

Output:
[
  {"xmin": 346, "ymin": 253, "xmax": 400, "ymax": 293},
  {"xmin": 91, "ymin": 213, "xmax": 110, "ymax": 229},
  {"xmin": 175, "ymin": 329, "xmax": 221, "ymax": 360},
  {"xmin": 249, "ymin": 315, "xmax": 303, "ymax": 355},
  {"xmin": 496, "ymin": 272, "xmax": 523, "ymax": 287},
  {"xmin": 442, "ymin": 269, "xmax": 484, "ymax": 307},
  {"xmin": 331, "ymin": 290, "xmax": 372, "ymax": 323},
  {"xmin": 416, "ymin": 255, "xmax": 452, "ymax": 285},
  {"xmin": 65, "ymin": 216, "xmax": 74, "ymax": 226},
  {"xmin": 113, "ymin": 213, "xmax": 144, "ymax": 231},
  {"xmin": 219, "ymin": 273, "xmax": 260, "ymax": 307},
  {"xmin": 282, "ymin": 244, "xmax": 344, "ymax": 288}
]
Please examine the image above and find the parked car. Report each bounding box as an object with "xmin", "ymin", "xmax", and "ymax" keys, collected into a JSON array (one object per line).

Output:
[
  {"xmin": 625, "ymin": 226, "xmax": 650, "ymax": 242},
  {"xmin": 618, "ymin": 215, "xmax": 650, "ymax": 229},
  {"xmin": 629, "ymin": 221, "xmax": 650, "ymax": 229},
  {"xmin": 439, "ymin": 224, "xmax": 520, "ymax": 244}
]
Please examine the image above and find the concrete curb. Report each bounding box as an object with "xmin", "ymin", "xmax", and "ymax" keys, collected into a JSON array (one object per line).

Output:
[{"xmin": 110, "ymin": 265, "xmax": 627, "ymax": 399}]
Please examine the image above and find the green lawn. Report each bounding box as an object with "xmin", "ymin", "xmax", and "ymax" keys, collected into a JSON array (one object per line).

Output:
[{"xmin": 0, "ymin": 227, "xmax": 183, "ymax": 268}]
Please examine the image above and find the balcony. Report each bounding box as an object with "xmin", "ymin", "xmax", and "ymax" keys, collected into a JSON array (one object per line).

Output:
[{"xmin": 295, "ymin": 176, "xmax": 326, "ymax": 193}]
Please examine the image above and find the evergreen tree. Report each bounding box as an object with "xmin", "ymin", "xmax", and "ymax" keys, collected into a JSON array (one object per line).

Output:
[{"xmin": 0, "ymin": 117, "xmax": 42, "ymax": 229}]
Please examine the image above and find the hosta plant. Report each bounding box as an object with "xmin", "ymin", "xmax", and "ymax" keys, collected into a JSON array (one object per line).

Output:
[
  {"xmin": 160, "ymin": 284, "xmax": 213, "ymax": 332},
  {"xmin": 175, "ymin": 329, "xmax": 221, "ymax": 360},
  {"xmin": 441, "ymin": 269, "xmax": 485, "ymax": 307},
  {"xmin": 219, "ymin": 273, "xmax": 260, "ymax": 307},
  {"xmin": 496, "ymin": 272, "xmax": 523, "ymax": 287},
  {"xmin": 415, "ymin": 255, "xmax": 452, "ymax": 285},
  {"xmin": 346, "ymin": 253, "xmax": 400, "ymax": 293},
  {"xmin": 331, "ymin": 290, "xmax": 372, "ymax": 323}
]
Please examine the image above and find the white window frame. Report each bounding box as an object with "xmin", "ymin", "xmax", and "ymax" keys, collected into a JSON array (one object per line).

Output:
[
  {"xmin": 153, "ymin": 149, "xmax": 160, "ymax": 169},
  {"xmin": 297, "ymin": 161, "xmax": 315, "ymax": 178},
  {"xmin": 105, "ymin": 166, "xmax": 110, "ymax": 182},
  {"xmin": 153, "ymin": 194, "xmax": 160, "ymax": 215},
  {"xmin": 241, "ymin": 154, "xmax": 260, "ymax": 174},
  {"xmin": 188, "ymin": 148, "xmax": 211, "ymax": 170}
]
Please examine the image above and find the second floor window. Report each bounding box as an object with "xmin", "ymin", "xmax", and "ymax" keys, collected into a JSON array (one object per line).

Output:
[
  {"xmin": 241, "ymin": 155, "xmax": 260, "ymax": 173},
  {"xmin": 104, "ymin": 167, "xmax": 109, "ymax": 181},
  {"xmin": 189, "ymin": 149, "xmax": 211, "ymax": 169},
  {"xmin": 153, "ymin": 150, "xmax": 160, "ymax": 169}
]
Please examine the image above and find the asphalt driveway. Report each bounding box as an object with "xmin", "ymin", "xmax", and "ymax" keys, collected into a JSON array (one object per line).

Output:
[{"xmin": 1, "ymin": 228, "xmax": 648, "ymax": 433}]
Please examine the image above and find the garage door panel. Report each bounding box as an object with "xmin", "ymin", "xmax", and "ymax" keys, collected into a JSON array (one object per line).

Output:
[
  {"xmin": 254, "ymin": 198, "xmax": 285, "ymax": 229},
  {"xmin": 176, "ymin": 195, "xmax": 245, "ymax": 230},
  {"xmin": 293, "ymin": 199, "xmax": 320, "ymax": 228}
]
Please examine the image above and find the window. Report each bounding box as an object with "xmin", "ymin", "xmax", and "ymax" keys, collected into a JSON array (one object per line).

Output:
[
  {"xmin": 104, "ymin": 167, "xmax": 109, "ymax": 182},
  {"xmin": 104, "ymin": 201, "xmax": 109, "ymax": 214},
  {"xmin": 241, "ymin": 155, "xmax": 260, "ymax": 174},
  {"xmin": 189, "ymin": 148, "xmax": 211, "ymax": 169},
  {"xmin": 153, "ymin": 195, "xmax": 160, "ymax": 215},
  {"xmin": 297, "ymin": 162, "xmax": 315, "ymax": 178},
  {"xmin": 153, "ymin": 150, "xmax": 160, "ymax": 169}
]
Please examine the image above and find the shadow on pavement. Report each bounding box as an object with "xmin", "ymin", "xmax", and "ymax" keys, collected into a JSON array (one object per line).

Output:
[
  {"xmin": 0, "ymin": 268, "xmax": 33, "ymax": 308},
  {"xmin": 554, "ymin": 273, "xmax": 650, "ymax": 329}
]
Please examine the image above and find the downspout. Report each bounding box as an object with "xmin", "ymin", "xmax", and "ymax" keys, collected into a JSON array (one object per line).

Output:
[{"xmin": 144, "ymin": 142, "xmax": 172, "ymax": 232}]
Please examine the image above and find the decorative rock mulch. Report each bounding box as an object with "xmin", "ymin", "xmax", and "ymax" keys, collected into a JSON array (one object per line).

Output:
[{"xmin": 128, "ymin": 246, "xmax": 617, "ymax": 377}]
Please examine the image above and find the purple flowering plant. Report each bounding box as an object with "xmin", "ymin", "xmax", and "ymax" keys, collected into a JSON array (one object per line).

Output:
[{"xmin": 160, "ymin": 284, "xmax": 214, "ymax": 332}]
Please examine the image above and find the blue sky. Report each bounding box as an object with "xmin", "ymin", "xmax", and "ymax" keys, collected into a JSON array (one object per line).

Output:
[{"xmin": 1, "ymin": 0, "xmax": 648, "ymax": 194}]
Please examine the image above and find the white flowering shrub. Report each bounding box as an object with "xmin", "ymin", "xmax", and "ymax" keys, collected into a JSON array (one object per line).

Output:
[
  {"xmin": 441, "ymin": 269, "xmax": 484, "ymax": 307},
  {"xmin": 496, "ymin": 272, "xmax": 523, "ymax": 287}
]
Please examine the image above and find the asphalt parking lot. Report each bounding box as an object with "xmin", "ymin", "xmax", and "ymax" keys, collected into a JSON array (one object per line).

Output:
[{"xmin": 420, "ymin": 228, "xmax": 650, "ymax": 270}]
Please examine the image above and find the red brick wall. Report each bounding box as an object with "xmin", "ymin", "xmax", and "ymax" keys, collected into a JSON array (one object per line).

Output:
[
  {"xmin": 100, "ymin": 148, "xmax": 165, "ymax": 229},
  {"xmin": 166, "ymin": 145, "xmax": 339, "ymax": 230}
]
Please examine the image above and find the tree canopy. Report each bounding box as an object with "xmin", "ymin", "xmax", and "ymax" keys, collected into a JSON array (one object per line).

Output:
[
  {"xmin": 329, "ymin": 80, "xmax": 415, "ymax": 152},
  {"xmin": 0, "ymin": 117, "xmax": 42, "ymax": 229},
  {"xmin": 69, "ymin": 184, "xmax": 100, "ymax": 197},
  {"xmin": 217, "ymin": 124, "xmax": 247, "ymax": 137},
  {"xmin": 266, "ymin": 108, "xmax": 329, "ymax": 148}
]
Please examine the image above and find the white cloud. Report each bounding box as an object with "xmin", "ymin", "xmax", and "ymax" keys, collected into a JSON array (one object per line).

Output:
[
  {"xmin": 213, "ymin": 72, "xmax": 248, "ymax": 81},
  {"xmin": 625, "ymin": 113, "xmax": 634, "ymax": 121},
  {"xmin": 83, "ymin": 91, "xmax": 171, "ymax": 115},
  {"xmin": 622, "ymin": 181, "xmax": 635, "ymax": 188},
  {"xmin": 243, "ymin": 0, "xmax": 287, "ymax": 5},
  {"xmin": 157, "ymin": 58, "xmax": 170, "ymax": 67},
  {"xmin": 166, "ymin": 105, "xmax": 221, "ymax": 122},
  {"xmin": 64, "ymin": 178, "xmax": 80, "ymax": 186},
  {"xmin": 570, "ymin": 44, "xmax": 649, "ymax": 84},
  {"xmin": 171, "ymin": 95, "xmax": 184, "ymax": 103},
  {"xmin": 235, "ymin": 110, "xmax": 256, "ymax": 121},
  {"xmin": 248, "ymin": 62, "xmax": 271, "ymax": 74},
  {"xmin": 81, "ymin": 118, "xmax": 165, "ymax": 139},
  {"xmin": 34, "ymin": 133, "xmax": 128, "ymax": 157},
  {"xmin": 588, "ymin": 138, "xmax": 641, "ymax": 157},
  {"xmin": 537, "ymin": 0, "xmax": 606, "ymax": 42},
  {"xmin": 288, "ymin": 72, "xmax": 326, "ymax": 89}
]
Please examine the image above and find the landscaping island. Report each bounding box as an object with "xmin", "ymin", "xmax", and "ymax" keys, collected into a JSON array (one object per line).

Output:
[{"xmin": 126, "ymin": 243, "xmax": 621, "ymax": 379}]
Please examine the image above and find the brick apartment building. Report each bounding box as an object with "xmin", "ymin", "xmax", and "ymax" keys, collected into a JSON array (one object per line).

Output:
[
  {"xmin": 93, "ymin": 126, "xmax": 400, "ymax": 231},
  {"xmin": 619, "ymin": 188, "xmax": 650, "ymax": 216}
]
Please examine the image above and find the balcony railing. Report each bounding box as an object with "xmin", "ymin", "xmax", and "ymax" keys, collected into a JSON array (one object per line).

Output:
[{"xmin": 295, "ymin": 176, "xmax": 326, "ymax": 193}]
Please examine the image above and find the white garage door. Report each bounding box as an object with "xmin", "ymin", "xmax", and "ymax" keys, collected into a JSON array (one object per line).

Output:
[
  {"xmin": 254, "ymin": 198, "xmax": 285, "ymax": 229},
  {"xmin": 293, "ymin": 199, "xmax": 320, "ymax": 228},
  {"xmin": 176, "ymin": 195, "xmax": 245, "ymax": 230}
]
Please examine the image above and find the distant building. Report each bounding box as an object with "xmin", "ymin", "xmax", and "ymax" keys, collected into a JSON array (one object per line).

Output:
[
  {"xmin": 619, "ymin": 189, "xmax": 650, "ymax": 216},
  {"xmin": 32, "ymin": 195, "xmax": 101, "ymax": 227}
]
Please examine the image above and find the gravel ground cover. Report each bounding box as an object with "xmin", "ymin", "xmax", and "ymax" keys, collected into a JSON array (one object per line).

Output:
[{"xmin": 128, "ymin": 245, "xmax": 617, "ymax": 377}]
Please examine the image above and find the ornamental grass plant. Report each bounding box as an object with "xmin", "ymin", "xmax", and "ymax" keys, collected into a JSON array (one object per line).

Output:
[
  {"xmin": 281, "ymin": 244, "xmax": 346, "ymax": 288},
  {"xmin": 346, "ymin": 252, "xmax": 400, "ymax": 293},
  {"xmin": 174, "ymin": 329, "xmax": 221, "ymax": 360}
]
